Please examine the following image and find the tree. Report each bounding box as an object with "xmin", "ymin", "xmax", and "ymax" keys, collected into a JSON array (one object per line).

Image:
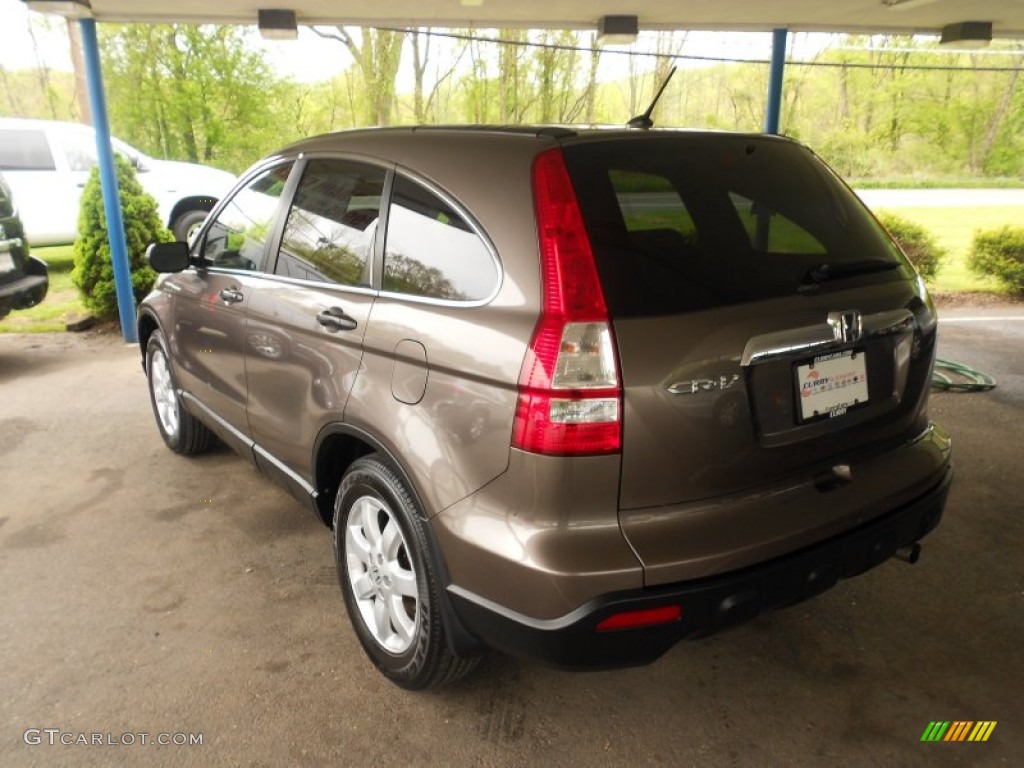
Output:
[
  {"xmin": 0, "ymin": 13, "xmax": 77, "ymax": 120},
  {"xmin": 978, "ymin": 55, "xmax": 1023, "ymax": 173},
  {"xmin": 498, "ymin": 30, "xmax": 532, "ymax": 122},
  {"xmin": 71, "ymin": 154, "xmax": 170, "ymax": 319},
  {"xmin": 101, "ymin": 24, "xmax": 286, "ymax": 173},
  {"xmin": 408, "ymin": 29, "xmax": 466, "ymax": 123},
  {"xmin": 313, "ymin": 27, "xmax": 405, "ymax": 126},
  {"xmin": 66, "ymin": 20, "xmax": 91, "ymax": 124}
]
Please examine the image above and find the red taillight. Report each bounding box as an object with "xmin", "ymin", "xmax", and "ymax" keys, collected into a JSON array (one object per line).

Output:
[
  {"xmin": 596, "ymin": 605, "xmax": 682, "ymax": 632},
  {"xmin": 512, "ymin": 149, "xmax": 622, "ymax": 456}
]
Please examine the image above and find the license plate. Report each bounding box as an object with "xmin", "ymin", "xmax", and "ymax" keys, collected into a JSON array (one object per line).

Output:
[
  {"xmin": 796, "ymin": 349, "xmax": 869, "ymax": 422},
  {"xmin": 0, "ymin": 251, "xmax": 14, "ymax": 272}
]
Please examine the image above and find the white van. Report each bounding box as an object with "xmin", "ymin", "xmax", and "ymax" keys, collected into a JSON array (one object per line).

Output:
[{"xmin": 0, "ymin": 118, "xmax": 236, "ymax": 246}]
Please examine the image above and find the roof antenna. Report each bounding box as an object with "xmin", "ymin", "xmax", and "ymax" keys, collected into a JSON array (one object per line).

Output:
[{"xmin": 627, "ymin": 66, "xmax": 677, "ymax": 130}]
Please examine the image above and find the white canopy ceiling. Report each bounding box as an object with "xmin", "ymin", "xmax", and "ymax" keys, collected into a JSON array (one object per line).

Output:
[{"xmin": 58, "ymin": 0, "xmax": 1024, "ymax": 38}]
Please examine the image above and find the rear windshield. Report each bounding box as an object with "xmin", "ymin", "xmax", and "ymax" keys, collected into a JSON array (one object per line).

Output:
[{"xmin": 562, "ymin": 136, "xmax": 905, "ymax": 317}]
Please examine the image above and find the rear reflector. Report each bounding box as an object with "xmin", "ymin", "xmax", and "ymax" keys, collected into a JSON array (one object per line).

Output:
[{"xmin": 596, "ymin": 605, "xmax": 683, "ymax": 632}]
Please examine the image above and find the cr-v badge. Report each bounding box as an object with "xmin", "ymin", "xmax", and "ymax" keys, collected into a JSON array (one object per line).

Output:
[{"xmin": 667, "ymin": 374, "xmax": 740, "ymax": 395}]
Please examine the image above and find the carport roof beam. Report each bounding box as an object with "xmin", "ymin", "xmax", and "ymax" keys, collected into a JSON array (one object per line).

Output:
[
  {"xmin": 24, "ymin": 0, "xmax": 93, "ymax": 18},
  {"xmin": 26, "ymin": 0, "xmax": 1024, "ymax": 38}
]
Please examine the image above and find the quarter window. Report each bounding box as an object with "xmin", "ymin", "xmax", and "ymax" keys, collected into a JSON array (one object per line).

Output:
[
  {"xmin": 201, "ymin": 163, "xmax": 293, "ymax": 271},
  {"xmin": 383, "ymin": 176, "xmax": 497, "ymax": 301},
  {"xmin": 276, "ymin": 159, "xmax": 386, "ymax": 287}
]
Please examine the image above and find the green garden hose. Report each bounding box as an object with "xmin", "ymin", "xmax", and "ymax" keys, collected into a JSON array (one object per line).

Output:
[{"xmin": 932, "ymin": 359, "xmax": 997, "ymax": 392}]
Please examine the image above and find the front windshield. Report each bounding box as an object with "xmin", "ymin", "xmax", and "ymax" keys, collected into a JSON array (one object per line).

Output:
[{"xmin": 59, "ymin": 127, "xmax": 148, "ymax": 172}]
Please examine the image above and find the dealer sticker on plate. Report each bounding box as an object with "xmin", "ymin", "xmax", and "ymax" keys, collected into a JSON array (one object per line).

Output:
[{"xmin": 796, "ymin": 349, "xmax": 869, "ymax": 421}]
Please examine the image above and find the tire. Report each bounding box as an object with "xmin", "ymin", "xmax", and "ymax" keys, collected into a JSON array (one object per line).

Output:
[
  {"xmin": 334, "ymin": 455, "xmax": 479, "ymax": 689},
  {"xmin": 145, "ymin": 329, "xmax": 215, "ymax": 455},
  {"xmin": 170, "ymin": 209, "xmax": 209, "ymax": 243}
]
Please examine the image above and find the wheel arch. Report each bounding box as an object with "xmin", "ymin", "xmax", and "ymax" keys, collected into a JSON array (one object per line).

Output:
[
  {"xmin": 315, "ymin": 423, "xmax": 484, "ymax": 657},
  {"xmin": 136, "ymin": 309, "xmax": 161, "ymax": 371},
  {"xmin": 167, "ymin": 195, "xmax": 218, "ymax": 229},
  {"xmin": 313, "ymin": 423, "xmax": 428, "ymax": 527}
]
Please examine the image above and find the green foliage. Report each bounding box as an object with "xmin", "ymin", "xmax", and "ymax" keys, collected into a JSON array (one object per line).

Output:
[
  {"xmin": 72, "ymin": 154, "xmax": 170, "ymax": 319},
  {"xmin": 876, "ymin": 212, "xmax": 946, "ymax": 280},
  {"xmin": 100, "ymin": 24, "xmax": 293, "ymax": 173},
  {"xmin": 967, "ymin": 226, "xmax": 1024, "ymax": 293},
  {"xmin": 7, "ymin": 25, "xmax": 1024, "ymax": 183},
  {"xmin": 0, "ymin": 69, "xmax": 78, "ymax": 121}
]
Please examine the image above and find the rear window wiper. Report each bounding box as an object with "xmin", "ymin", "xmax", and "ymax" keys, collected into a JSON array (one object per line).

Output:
[{"xmin": 802, "ymin": 259, "xmax": 900, "ymax": 286}]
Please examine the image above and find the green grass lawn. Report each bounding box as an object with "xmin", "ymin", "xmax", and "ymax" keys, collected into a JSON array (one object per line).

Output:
[
  {"xmin": 876, "ymin": 206, "xmax": 1021, "ymax": 294},
  {"xmin": 0, "ymin": 245, "xmax": 89, "ymax": 333}
]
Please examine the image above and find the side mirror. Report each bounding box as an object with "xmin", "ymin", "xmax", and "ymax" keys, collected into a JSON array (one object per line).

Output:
[{"xmin": 147, "ymin": 241, "xmax": 190, "ymax": 273}]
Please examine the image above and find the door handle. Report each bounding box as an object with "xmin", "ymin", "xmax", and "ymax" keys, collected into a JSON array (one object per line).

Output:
[
  {"xmin": 219, "ymin": 288, "xmax": 244, "ymax": 304},
  {"xmin": 317, "ymin": 307, "xmax": 358, "ymax": 332}
]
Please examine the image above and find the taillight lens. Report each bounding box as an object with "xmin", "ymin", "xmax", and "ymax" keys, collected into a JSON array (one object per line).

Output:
[{"xmin": 512, "ymin": 149, "xmax": 622, "ymax": 456}]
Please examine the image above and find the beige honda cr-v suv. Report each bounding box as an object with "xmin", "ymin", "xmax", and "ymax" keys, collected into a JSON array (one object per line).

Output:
[{"xmin": 140, "ymin": 126, "xmax": 952, "ymax": 689}]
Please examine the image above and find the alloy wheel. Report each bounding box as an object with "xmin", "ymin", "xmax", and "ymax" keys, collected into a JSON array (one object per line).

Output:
[{"xmin": 344, "ymin": 495, "xmax": 420, "ymax": 654}]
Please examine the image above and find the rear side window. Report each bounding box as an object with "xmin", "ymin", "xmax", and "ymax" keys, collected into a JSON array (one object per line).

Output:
[
  {"xmin": 564, "ymin": 137, "xmax": 903, "ymax": 317},
  {"xmin": 382, "ymin": 175, "xmax": 497, "ymax": 302},
  {"xmin": 276, "ymin": 159, "xmax": 386, "ymax": 287},
  {"xmin": 0, "ymin": 130, "xmax": 56, "ymax": 171},
  {"xmin": 202, "ymin": 162, "xmax": 293, "ymax": 271}
]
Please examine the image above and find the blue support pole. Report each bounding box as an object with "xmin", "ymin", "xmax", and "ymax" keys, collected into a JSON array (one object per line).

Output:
[
  {"xmin": 79, "ymin": 18, "xmax": 137, "ymax": 343},
  {"xmin": 764, "ymin": 28, "xmax": 788, "ymax": 135}
]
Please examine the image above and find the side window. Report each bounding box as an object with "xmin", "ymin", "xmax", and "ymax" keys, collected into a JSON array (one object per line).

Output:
[
  {"xmin": 60, "ymin": 130, "xmax": 98, "ymax": 172},
  {"xmin": 383, "ymin": 176, "xmax": 497, "ymax": 301},
  {"xmin": 202, "ymin": 162, "xmax": 293, "ymax": 271},
  {"xmin": 276, "ymin": 159, "xmax": 385, "ymax": 287},
  {"xmin": 729, "ymin": 193, "xmax": 825, "ymax": 255},
  {"xmin": 0, "ymin": 130, "xmax": 56, "ymax": 171}
]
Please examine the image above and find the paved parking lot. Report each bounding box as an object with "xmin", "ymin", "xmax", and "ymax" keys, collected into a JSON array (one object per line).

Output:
[{"xmin": 1, "ymin": 305, "xmax": 1021, "ymax": 767}]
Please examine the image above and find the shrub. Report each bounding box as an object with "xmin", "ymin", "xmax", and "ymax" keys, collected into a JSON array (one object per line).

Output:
[
  {"xmin": 72, "ymin": 154, "xmax": 171, "ymax": 319},
  {"xmin": 875, "ymin": 211, "xmax": 945, "ymax": 280},
  {"xmin": 967, "ymin": 226, "xmax": 1024, "ymax": 294}
]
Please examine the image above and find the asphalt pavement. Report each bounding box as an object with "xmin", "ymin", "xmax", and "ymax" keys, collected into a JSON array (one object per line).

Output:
[{"xmin": 0, "ymin": 307, "xmax": 1021, "ymax": 767}]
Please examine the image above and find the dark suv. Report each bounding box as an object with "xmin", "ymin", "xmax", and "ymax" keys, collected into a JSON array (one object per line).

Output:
[
  {"xmin": 139, "ymin": 127, "xmax": 951, "ymax": 689},
  {"xmin": 0, "ymin": 171, "xmax": 47, "ymax": 321}
]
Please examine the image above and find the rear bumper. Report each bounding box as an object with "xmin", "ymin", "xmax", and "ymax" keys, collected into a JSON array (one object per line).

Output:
[
  {"xmin": 447, "ymin": 465, "xmax": 951, "ymax": 669},
  {"xmin": 0, "ymin": 252, "xmax": 48, "ymax": 316},
  {"xmin": 0, "ymin": 270, "xmax": 48, "ymax": 317}
]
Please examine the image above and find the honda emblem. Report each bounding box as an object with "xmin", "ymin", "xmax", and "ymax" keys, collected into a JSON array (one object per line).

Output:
[{"xmin": 827, "ymin": 310, "xmax": 862, "ymax": 344}]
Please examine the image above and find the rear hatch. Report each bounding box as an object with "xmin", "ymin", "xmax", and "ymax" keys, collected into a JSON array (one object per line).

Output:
[{"xmin": 562, "ymin": 134, "xmax": 936, "ymax": 510}]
